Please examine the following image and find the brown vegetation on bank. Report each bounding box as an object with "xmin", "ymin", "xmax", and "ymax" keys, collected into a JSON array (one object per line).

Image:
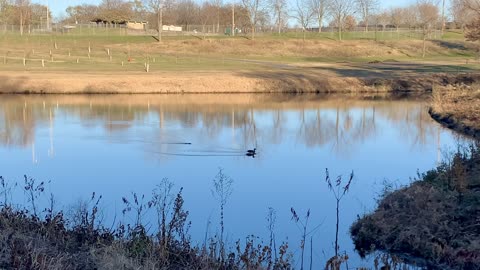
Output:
[
  {"xmin": 351, "ymin": 78, "xmax": 480, "ymax": 269},
  {"xmin": 0, "ymin": 176, "xmax": 292, "ymax": 270},
  {"xmin": 1, "ymin": 70, "xmax": 480, "ymax": 95},
  {"xmin": 429, "ymin": 83, "xmax": 480, "ymax": 138},
  {"xmin": 351, "ymin": 144, "xmax": 480, "ymax": 270}
]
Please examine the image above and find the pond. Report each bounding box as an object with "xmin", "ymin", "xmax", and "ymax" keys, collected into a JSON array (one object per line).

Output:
[{"xmin": 0, "ymin": 94, "xmax": 469, "ymax": 268}]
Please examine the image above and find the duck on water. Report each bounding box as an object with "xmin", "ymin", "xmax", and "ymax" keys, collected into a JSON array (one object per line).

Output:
[{"xmin": 246, "ymin": 148, "xmax": 256, "ymax": 157}]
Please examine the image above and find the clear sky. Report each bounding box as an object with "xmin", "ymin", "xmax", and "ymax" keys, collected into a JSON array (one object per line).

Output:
[{"xmin": 33, "ymin": 0, "xmax": 431, "ymax": 19}]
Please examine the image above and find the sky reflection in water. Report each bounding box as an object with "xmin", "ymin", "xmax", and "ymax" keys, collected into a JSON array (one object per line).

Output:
[{"xmin": 0, "ymin": 94, "xmax": 469, "ymax": 268}]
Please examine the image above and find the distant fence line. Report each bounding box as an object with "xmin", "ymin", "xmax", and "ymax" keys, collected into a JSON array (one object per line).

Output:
[
  {"xmin": 0, "ymin": 43, "xmax": 276, "ymax": 72},
  {"xmin": 0, "ymin": 23, "xmax": 456, "ymax": 39}
]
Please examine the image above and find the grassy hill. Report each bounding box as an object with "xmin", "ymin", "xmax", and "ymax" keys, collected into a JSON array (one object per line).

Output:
[{"xmin": 0, "ymin": 30, "xmax": 478, "ymax": 73}]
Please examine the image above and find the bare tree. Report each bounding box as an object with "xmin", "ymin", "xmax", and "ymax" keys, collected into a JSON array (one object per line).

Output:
[
  {"xmin": 417, "ymin": 0, "xmax": 439, "ymax": 57},
  {"xmin": 15, "ymin": 0, "xmax": 31, "ymax": 36},
  {"xmin": 344, "ymin": 14, "xmax": 356, "ymax": 30},
  {"xmin": 0, "ymin": 0, "xmax": 13, "ymax": 31},
  {"xmin": 292, "ymin": 0, "xmax": 314, "ymax": 41},
  {"xmin": 463, "ymin": 0, "xmax": 480, "ymax": 40},
  {"xmin": 309, "ymin": 0, "xmax": 328, "ymax": 32},
  {"xmin": 231, "ymin": 3, "xmax": 251, "ymax": 30},
  {"xmin": 175, "ymin": 0, "xmax": 198, "ymax": 31},
  {"xmin": 466, "ymin": 18, "xmax": 480, "ymax": 41},
  {"xmin": 256, "ymin": 8, "xmax": 270, "ymax": 30},
  {"xmin": 231, "ymin": 2, "xmax": 235, "ymax": 36},
  {"xmin": 132, "ymin": 0, "xmax": 147, "ymax": 19},
  {"xmin": 30, "ymin": 3, "xmax": 51, "ymax": 28},
  {"xmin": 451, "ymin": 0, "xmax": 478, "ymax": 30},
  {"xmin": 440, "ymin": 0, "xmax": 445, "ymax": 35},
  {"xmin": 402, "ymin": 5, "xmax": 418, "ymax": 29},
  {"xmin": 66, "ymin": 4, "xmax": 99, "ymax": 24},
  {"xmin": 0, "ymin": 0, "xmax": 8, "ymax": 20},
  {"xmin": 390, "ymin": 7, "xmax": 404, "ymax": 32},
  {"xmin": 270, "ymin": 0, "xmax": 287, "ymax": 34},
  {"xmin": 462, "ymin": 0, "xmax": 480, "ymax": 14},
  {"xmin": 376, "ymin": 10, "xmax": 389, "ymax": 32},
  {"xmin": 328, "ymin": 0, "xmax": 356, "ymax": 40},
  {"xmin": 99, "ymin": 0, "xmax": 133, "ymax": 24},
  {"xmin": 144, "ymin": 0, "xmax": 172, "ymax": 42},
  {"xmin": 356, "ymin": 0, "xmax": 378, "ymax": 32},
  {"xmin": 211, "ymin": 0, "xmax": 222, "ymax": 33},
  {"xmin": 199, "ymin": 0, "xmax": 215, "ymax": 38},
  {"xmin": 242, "ymin": 0, "xmax": 265, "ymax": 39}
]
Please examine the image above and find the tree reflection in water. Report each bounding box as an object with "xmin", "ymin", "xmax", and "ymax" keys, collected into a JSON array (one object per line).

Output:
[{"xmin": 0, "ymin": 94, "xmax": 445, "ymax": 159}]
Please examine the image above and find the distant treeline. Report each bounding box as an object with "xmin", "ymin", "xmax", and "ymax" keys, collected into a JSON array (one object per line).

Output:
[{"xmin": 1, "ymin": 0, "xmax": 479, "ymax": 33}]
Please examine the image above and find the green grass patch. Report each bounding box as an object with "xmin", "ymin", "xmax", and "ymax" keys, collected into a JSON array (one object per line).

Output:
[{"xmin": 0, "ymin": 30, "xmax": 474, "ymax": 74}]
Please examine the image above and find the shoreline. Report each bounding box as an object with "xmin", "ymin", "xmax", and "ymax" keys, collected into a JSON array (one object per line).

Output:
[
  {"xmin": 428, "ymin": 84, "xmax": 480, "ymax": 139},
  {"xmin": 351, "ymin": 84, "xmax": 480, "ymax": 269},
  {"xmin": 0, "ymin": 70, "xmax": 479, "ymax": 94},
  {"xmin": 429, "ymin": 109, "xmax": 480, "ymax": 139}
]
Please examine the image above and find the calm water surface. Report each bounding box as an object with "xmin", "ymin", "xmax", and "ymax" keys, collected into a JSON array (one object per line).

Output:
[{"xmin": 0, "ymin": 94, "xmax": 468, "ymax": 268}]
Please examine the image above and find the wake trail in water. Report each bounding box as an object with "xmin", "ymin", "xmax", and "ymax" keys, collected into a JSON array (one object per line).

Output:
[
  {"xmin": 149, "ymin": 151, "xmax": 246, "ymax": 157},
  {"xmin": 84, "ymin": 136, "xmax": 192, "ymax": 145},
  {"xmin": 85, "ymin": 135, "xmax": 253, "ymax": 156},
  {"xmin": 186, "ymin": 150, "xmax": 244, "ymax": 154}
]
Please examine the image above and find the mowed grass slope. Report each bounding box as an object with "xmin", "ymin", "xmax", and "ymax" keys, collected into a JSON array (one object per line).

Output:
[{"xmin": 0, "ymin": 30, "xmax": 478, "ymax": 73}]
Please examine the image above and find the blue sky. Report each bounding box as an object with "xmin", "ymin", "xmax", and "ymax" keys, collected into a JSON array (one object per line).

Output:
[{"xmin": 34, "ymin": 0, "xmax": 427, "ymax": 19}]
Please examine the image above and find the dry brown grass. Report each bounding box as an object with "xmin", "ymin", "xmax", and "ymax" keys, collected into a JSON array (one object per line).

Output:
[
  {"xmin": 0, "ymin": 71, "xmax": 271, "ymax": 94},
  {"xmin": 120, "ymin": 39, "xmax": 468, "ymax": 59},
  {"xmin": 0, "ymin": 70, "xmax": 371, "ymax": 94},
  {"xmin": 431, "ymin": 83, "xmax": 480, "ymax": 136},
  {"xmin": 1, "ymin": 67, "xmax": 477, "ymax": 94}
]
